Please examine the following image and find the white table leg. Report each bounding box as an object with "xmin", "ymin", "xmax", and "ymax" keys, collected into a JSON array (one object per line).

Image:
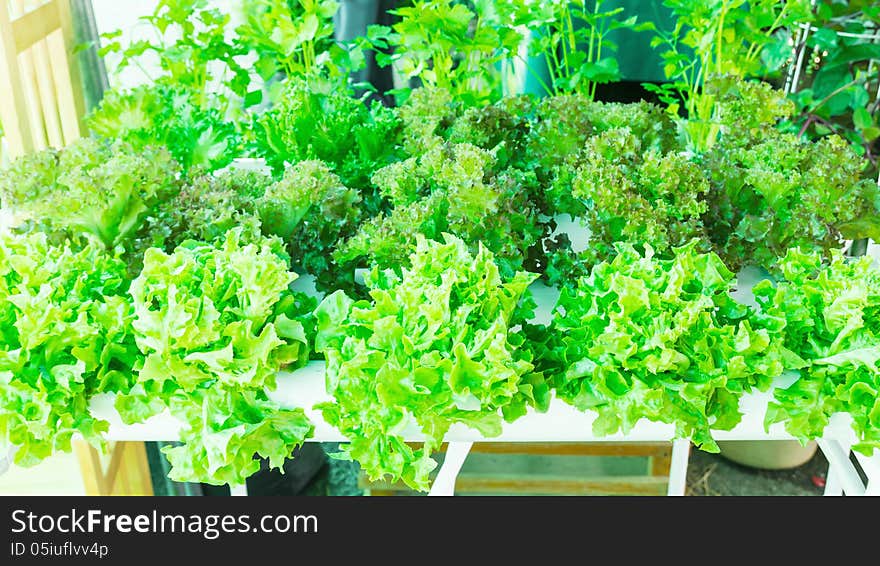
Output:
[
  {"xmin": 822, "ymin": 441, "xmax": 850, "ymax": 496},
  {"xmin": 428, "ymin": 441, "xmax": 473, "ymax": 497},
  {"xmin": 817, "ymin": 439, "xmax": 865, "ymax": 496},
  {"xmin": 853, "ymin": 452, "xmax": 880, "ymax": 496},
  {"xmin": 667, "ymin": 440, "xmax": 691, "ymax": 496}
]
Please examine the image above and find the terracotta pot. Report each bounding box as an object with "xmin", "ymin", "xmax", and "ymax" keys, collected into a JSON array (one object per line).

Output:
[{"xmin": 717, "ymin": 440, "xmax": 818, "ymax": 470}]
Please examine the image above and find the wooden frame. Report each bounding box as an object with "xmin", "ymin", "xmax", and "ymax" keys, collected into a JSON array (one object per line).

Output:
[
  {"xmin": 361, "ymin": 442, "xmax": 678, "ymax": 496},
  {"xmin": 74, "ymin": 441, "xmax": 154, "ymax": 496},
  {"xmin": 0, "ymin": 0, "xmax": 87, "ymax": 158}
]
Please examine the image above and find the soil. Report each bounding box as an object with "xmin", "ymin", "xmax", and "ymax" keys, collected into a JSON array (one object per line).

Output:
[{"xmin": 685, "ymin": 448, "xmax": 828, "ymax": 496}]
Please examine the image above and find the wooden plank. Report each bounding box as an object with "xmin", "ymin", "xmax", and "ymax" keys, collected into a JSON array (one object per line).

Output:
[
  {"xmin": 11, "ymin": 0, "xmax": 61, "ymax": 53},
  {"xmin": 116, "ymin": 446, "xmax": 132, "ymax": 495},
  {"xmin": 366, "ymin": 489, "xmax": 399, "ymax": 496},
  {"xmin": 18, "ymin": 48, "xmax": 48, "ymax": 150},
  {"xmin": 456, "ymin": 475, "xmax": 669, "ymax": 496},
  {"xmin": 73, "ymin": 440, "xmax": 107, "ymax": 496},
  {"xmin": 124, "ymin": 442, "xmax": 154, "ymax": 495},
  {"xmin": 361, "ymin": 441, "xmax": 676, "ymax": 495},
  {"xmin": 30, "ymin": 37, "xmax": 64, "ymax": 147},
  {"xmin": 0, "ymin": 2, "xmax": 35, "ymax": 156},
  {"xmin": 73, "ymin": 441, "xmax": 155, "ymax": 496},
  {"xmin": 650, "ymin": 449, "xmax": 673, "ymax": 477},
  {"xmin": 363, "ymin": 475, "xmax": 670, "ymax": 496},
  {"xmin": 469, "ymin": 442, "xmax": 672, "ymax": 458},
  {"xmin": 103, "ymin": 442, "xmax": 126, "ymax": 494},
  {"xmin": 49, "ymin": 0, "xmax": 86, "ymax": 142}
]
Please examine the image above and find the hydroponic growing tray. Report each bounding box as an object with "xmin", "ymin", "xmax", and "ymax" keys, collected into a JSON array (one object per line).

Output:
[
  {"xmin": 89, "ymin": 360, "xmax": 880, "ymax": 497},
  {"xmin": 87, "ymin": 272, "xmax": 880, "ymax": 498}
]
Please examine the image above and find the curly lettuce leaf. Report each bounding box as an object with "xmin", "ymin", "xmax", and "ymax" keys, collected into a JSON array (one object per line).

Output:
[
  {"xmin": 88, "ymin": 84, "xmax": 242, "ymax": 174},
  {"xmin": 315, "ymin": 234, "xmax": 546, "ymax": 491},
  {"xmin": 128, "ymin": 230, "xmax": 310, "ymax": 395},
  {"xmin": 755, "ymin": 249, "xmax": 880, "ymax": 454},
  {"xmin": 123, "ymin": 229, "xmax": 315, "ymax": 484},
  {"xmin": 254, "ymin": 76, "xmax": 400, "ymax": 211},
  {"xmin": 545, "ymin": 241, "xmax": 787, "ymax": 452},
  {"xmin": 258, "ymin": 160, "xmax": 362, "ymax": 292},
  {"xmin": 162, "ymin": 388, "xmax": 313, "ymax": 486},
  {"xmin": 0, "ymin": 137, "xmax": 181, "ymax": 251},
  {"xmin": 335, "ymin": 143, "xmax": 545, "ymax": 280},
  {"xmin": 131, "ymin": 167, "xmax": 271, "ymax": 274},
  {"xmin": 704, "ymin": 127, "xmax": 876, "ymax": 272},
  {"xmin": 0, "ymin": 232, "xmax": 139, "ymax": 466},
  {"xmin": 572, "ymin": 128, "xmax": 711, "ymax": 270}
]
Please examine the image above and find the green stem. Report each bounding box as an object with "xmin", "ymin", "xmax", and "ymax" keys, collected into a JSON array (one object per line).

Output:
[
  {"xmin": 305, "ymin": 40, "xmax": 314, "ymax": 75},
  {"xmin": 715, "ymin": 2, "xmax": 727, "ymax": 77},
  {"xmin": 588, "ymin": 31, "xmax": 602, "ymax": 100},
  {"xmin": 132, "ymin": 59, "xmax": 156, "ymax": 85},
  {"xmin": 435, "ymin": 51, "xmax": 451, "ymax": 90},
  {"xmin": 745, "ymin": 3, "xmax": 791, "ymax": 65},
  {"xmin": 546, "ymin": 23, "xmax": 564, "ymax": 94},
  {"xmin": 809, "ymin": 78, "xmax": 861, "ymax": 114},
  {"xmin": 689, "ymin": 59, "xmax": 702, "ymax": 118},
  {"xmin": 562, "ymin": 5, "xmax": 574, "ymax": 76},
  {"xmin": 586, "ymin": 0, "xmax": 597, "ymax": 63}
]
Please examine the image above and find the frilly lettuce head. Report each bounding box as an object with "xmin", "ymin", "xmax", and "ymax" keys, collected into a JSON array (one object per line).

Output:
[{"xmin": 315, "ymin": 233, "xmax": 547, "ymax": 491}]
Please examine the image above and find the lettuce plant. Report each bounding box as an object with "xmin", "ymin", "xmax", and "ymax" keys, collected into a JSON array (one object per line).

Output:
[
  {"xmin": 704, "ymin": 129, "xmax": 879, "ymax": 271},
  {"xmin": 88, "ymin": 85, "xmax": 243, "ymax": 174},
  {"xmin": 572, "ymin": 128, "xmax": 710, "ymax": 269},
  {"xmin": 0, "ymin": 138, "xmax": 181, "ymax": 251},
  {"xmin": 258, "ymin": 160, "xmax": 362, "ymax": 292},
  {"xmin": 335, "ymin": 143, "xmax": 545, "ymax": 279},
  {"xmin": 129, "ymin": 167, "xmax": 273, "ymax": 279},
  {"xmin": 254, "ymin": 76, "xmax": 400, "ymax": 209},
  {"xmin": 535, "ymin": 241, "xmax": 788, "ymax": 452},
  {"xmin": 755, "ymin": 249, "xmax": 880, "ymax": 455},
  {"xmin": 0, "ymin": 232, "xmax": 139, "ymax": 466},
  {"xmin": 137, "ymin": 167, "xmax": 270, "ymax": 253},
  {"xmin": 315, "ymin": 234, "xmax": 547, "ymax": 491},
  {"xmin": 122, "ymin": 230, "xmax": 315, "ymax": 485},
  {"xmin": 528, "ymin": 94, "xmax": 680, "ymax": 220}
]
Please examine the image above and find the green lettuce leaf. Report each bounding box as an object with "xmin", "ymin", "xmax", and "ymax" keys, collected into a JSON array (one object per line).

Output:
[
  {"xmin": 0, "ymin": 137, "xmax": 181, "ymax": 251},
  {"xmin": 162, "ymin": 388, "xmax": 313, "ymax": 486},
  {"xmin": 755, "ymin": 249, "xmax": 880, "ymax": 454},
  {"xmin": 544, "ymin": 241, "xmax": 786, "ymax": 452},
  {"xmin": 0, "ymin": 232, "xmax": 139, "ymax": 466},
  {"xmin": 315, "ymin": 234, "xmax": 545, "ymax": 491},
  {"xmin": 125, "ymin": 229, "xmax": 315, "ymax": 484}
]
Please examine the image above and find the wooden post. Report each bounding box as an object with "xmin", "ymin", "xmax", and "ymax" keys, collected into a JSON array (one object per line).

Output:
[
  {"xmin": 74, "ymin": 440, "xmax": 107, "ymax": 495},
  {"xmin": 73, "ymin": 441, "xmax": 154, "ymax": 496},
  {"xmin": 0, "ymin": 0, "xmax": 86, "ymax": 158},
  {"xmin": 50, "ymin": 0, "xmax": 87, "ymax": 143},
  {"xmin": 0, "ymin": 1, "xmax": 35, "ymax": 155}
]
